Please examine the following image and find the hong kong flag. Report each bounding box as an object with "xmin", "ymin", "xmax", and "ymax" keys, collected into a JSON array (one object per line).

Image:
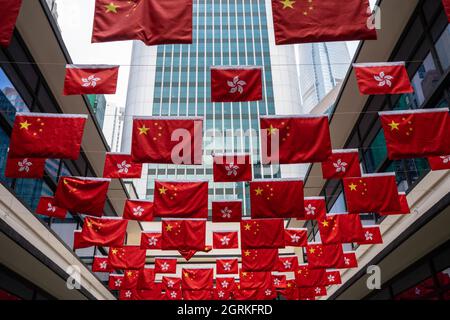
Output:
[
  {"xmin": 9, "ymin": 113, "xmax": 87, "ymax": 160},
  {"xmin": 103, "ymin": 153, "xmax": 142, "ymax": 179},
  {"xmin": 140, "ymin": 232, "xmax": 162, "ymax": 250},
  {"xmin": 213, "ymin": 154, "xmax": 252, "ymax": 182},
  {"xmin": 344, "ymin": 173, "xmax": 401, "ymax": 213},
  {"xmin": 260, "ymin": 115, "xmax": 332, "ymax": 164},
  {"xmin": 295, "ymin": 266, "xmax": 327, "ymax": 288},
  {"xmin": 35, "ymin": 196, "xmax": 67, "ymax": 219},
  {"xmin": 216, "ymin": 277, "xmax": 237, "ymax": 291},
  {"xmin": 306, "ymin": 243, "xmax": 344, "ymax": 269},
  {"xmin": 80, "ymin": 216, "xmax": 127, "ymax": 247},
  {"xmin": 63, "ymin": 65, "xmax": 119, "ymax": 95},
  {"xmin": 379, "ymin": 108, "xmax": 450, "ymax": 159},
  {"xmin": 321, "ymin": 149, "xmax": 362, "ymax": 179},
  {"xmin": 154, "ymin": 181, "xmax": 208, "ymax": 218},
  {"xmin": 210, "ymin": 66, "xmax": 262, "ymax": 102},
  {"xmin": 272, "ymin": 275, "xmax": 287, "ymax": 290},
  {"xmin": 336, "ymin": 251, "xmax": 358, "ymax": 269},
  {"xmin": 303, "ymin": 197, "xmax": 327, "ymax": 220},
  {"xmin": 250, "ymin": 179, "xmax": 304, "ymax": 218},
  {"xmin": 277, "ymin": 256, "xmax": 298, "ymax": 272},
  {"xmin": 428, "ymin": 155, "xmax": 450, "ymax": 171},
  {"xmin": 108, "ymin": 274, "xmax": 124, "ymax": 290},
  {"xmin": 325, "ymin": 271, "xmax": 342, "ymax": 286},
  {"xmin": 123, "ymin": 270, "xmax": 140, "ymax": 289},
  {"xmin": 239, "ymin": 271, "xmax": 272, "ymax": 290},
  {"xmin": 240, "ymin": 218, "xmax": 285, "ymax": 249},
  {"xmin": 161, "ymin": 219, "xmax": 206, "ymax": 251},
  {"xmin": 380, "ymin": 192, "xmax": 410, "ymax": 216},
  {"xmin": 353, "ymin": 62, "xmax": 413, "ymax": 95},
  {"xmin": 131, "ymin": 117, "xmax": 203, "ymax": 165},
  {"xmin": 213, "ymin": 288, "xmax": 232, "ymax": 300},
  {"xmin": 73, "ymin": 230, "xmax": 91, "ymax": 250},
  {"xmin": 216, "ymin": 258, "xmax": 238, "ymax": 275},
  {"xmin": 285, "ymin": 228, "xmax": 308, "ymax": 247},
  {"xmin": 182, "ymin": 268, "xmax": 214, "ymax": 290},
  {"xmin": 318, "ymin": 213, "xmax": 365, "ymax": 244},
  {"xmin": 213, "ymin": 231, "xmax": 239, "ymax": 249},
  {"xmin": 54, "ymin": 177, "xmax": 110, "ymax": 216},
  {"xmin": 137, "ymin": 267, "xmax": 155, "ymax": 290},
  {"xmin": 241, "ymin": 249, "xmax": 279, "ymax": 272},
  {"xmin": 108, "ymin": 246, "xmax": 146, "ymax": 270},
  {"xmin": 0, "ymin": 0, "xmax": 22, "ymax": 47},
  {"xmin": 444, "ymin": 0, "xmax": 450, "ymax": 22},
  {"xmin": 163, "ymin": 276, "xmax": 181, "ymax": 290},
  {"xmin": 5, "ymin": 156, "xmax": 45, "ymax": 179},
  {"xmin": 92, "ymin": 256, "xmax": 113, "ymax": 273},
  {"xmin": 165, "ymin": 289, "xmax": 183, "ymax": 300},
  {"xmin": 123, "ymin": 199, "xmax": 154, "ymax": 222},
  {"xmin": 358, "ymin": 225, "xmax": 383, "ymax": 245},
  {"xmin": 154, "ymin": 258, "xmax": 177, "ymax": 274},
  {"xmin": 212, "ymin": 200, "xmax": 242, "ymax": 222}
]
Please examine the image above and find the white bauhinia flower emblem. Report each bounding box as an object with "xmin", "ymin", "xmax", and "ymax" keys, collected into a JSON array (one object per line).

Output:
[
  {"xmin": 99, "ymin": 261, "xmax": 108, "ymax": 270},
  {"xmin": 221, "ymin": 280, "xmax": 229, "ymax": 288},
  {"xmin": 374, "ymin": 72, "xmax": 394, "ymax": 87},
  {"xmin": 415, "ymin": 288, "xmax": 421, "ymax": 296},
  {"xmin": 161, "ymin": 262, "xmax": 170, "ymax": 271},
  {"xmin": 167, "ymin": 280, "xmax": 174, "ymax": 288},
  {"xmin": 221, "ymin": 207, "xmax": 232, "ymax": 219},
  {"xmin": 224, "ymin": 162, "xmax": 239, "ymax": 176},
  {"xmin": 290, "ymin": 234, "xmax": 300, "ymax": 243},
  {"xmin": 365, "ymin": 231, "xmax": 373, "ymax": 241},
  {"xmin": 125, "ymin": 290, "xmax": 132, "ymax": 298},
  {"xmin": 117, "ymin": 160, "xmax": 131, "ymax": 173},
  {"xmin": 305, "ymin": 204, "xmax": 316, "ymax": 216},
  {"xmin": 221, "ymin": 236, "xmax": 231, "ymax": 246},
  {"xmin": 223, "ymin": 263, "xmax": 232, "ymax": 272},
  {"xmin": 47, "ymin": 202, "xmax": 56, "ymax": 213},
  {"xmin": 344, "ymin": 257, "xmax": 351, "ymax": 266},
  {"xmin": 327, "ymin": 275, "xmax": 335, "ymax": 283},
  {"xmin": 283, "ymin": 260, "xmax": 292, "ymax": 270},
  {"xmin": 133, "ymin": 205, "xmax": 144, "ymax": 217},
  {"xmin": 115, "ymin": 279, "xmax": 122, "ymax": 287},
  {"xmin": 148, "ymin": 236, "xmax": 158, "ymax": 247},
  {"xmin": 170, "ymin": 291, "xmax": 177, "ymax": 299},
  {"xmin": 218, "ymin": 291, "xmax": 225, "ymax": 298},
  {"xmin": 273, "ymin": 278, "xmax": 281, "ymax": 286},
  {"xmin": 440, "ymin": 155, "xmax": 450, "ymax": 164},
  {"xmin": 18, "ymin": 158, "xmax": 32, "ymax": 172},
  {"xmin": 228, "ymin": 76, "xmax": 247, "ymax": 94},
  {"xmin": 333, "ymin": 159, "xmax": 348, "ymax": 173},
  {"xmin": 81, "ymin": 74, "xmax": 101, "ymax": 88},
  {"xmin": 265, "ymin": 289, "xmax": 272, "ymax": 296},
  {"xmin": 315, "ymin": 287, "xmax": 322, "ymax": 294}
]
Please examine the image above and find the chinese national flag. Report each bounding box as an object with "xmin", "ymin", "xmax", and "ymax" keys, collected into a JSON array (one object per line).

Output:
[
  {"xmin": 216, "ymin": 259, "xmax": 238, "ymax": 275},
  {"xmin": 276, "ymin": 256, "xmax": 298, "ymax": 272},
  {"xmin": 137, "ymin": 288, "xmax": 163, "ymax": 300},
  {"xmin": 212, "ymin": 200, "xmax": 242, "ymax": 222},
  {"xmin": 140, "ymin": 232, "xmax": 162, "ymax": 249},
  {"xmin": 428, "ymin": 155, "xmax": 450, "ymax": 171},
  {"xmin": 358, "ymin": 225, "xmax": 383, "ymax": 245},
  {"xmin": 280, "ymin": 280, "xmax": 297, "ymax": 300},
  {"xmin": 154, "ymin": 181, "xmax": 208, "ymax": 218},
  {"xmin": 234, "ymin": 288, "xmax": 275, "ymax": 300},
  {"xmin": 92, "ymin": 0, "xmax": 192, "ymax": 45},
  {"xmin": 108, "ymin": 246, "xmax": 146, "ymax": 270},
  {"xmin": 63, "ymin": 65, "xmax": 119, "ymax": 95},
  {"xmin": 92, "ymin": 256, "xmax": 113, "ymax": 273},
  {"xmin": 213, "ymin": 231, "xmax": 239, "ymax": 249},
  {"xmin": 240, "ymin": 218, "xmax": 285, "ymax": 249},
  {"xmin": 80, "ymin": 216, "xmax": 127, "ymax": 247},
  {"xmin": 154, "ymin": 258, "xmax": 177, "ymax": 274},
  {"xmin": 213, "ymin": 154, "xmax": 252, "ymax": 182},
  {"xmin": 210, "ymin": 67, "xmax": 262, "ymax": 102},
  {"xmin": 123, "ymin": 199, "xmax": 154, "ymax": 222},
  {"xmin": 295, "ymin": 266, "xmax": 327, "ymax": 288},
  {"xmin": 343, "ymin": 173, "xmax": 401, "ymax": 213},
  {"xmin": 306, "ymin": 243, "xmax": 344, "ymax": 269},
  {"xmin": 379, "ymin": 192, "xmax": 410, "ymax": 216},
  {"xmin": 260, "ymin": 115, "xmax": 332, "ymax": 164},
  {"xmin": 123, "ymin": 270, "xmax": 140, "ymax": 289},
  {"xmin": 250, "ymin": 180, "xmax": 304, "ymax": 218},
  {"xmin": 73, "ymin": 230, "xmax": 91, "ymax": 249},
  {"xmin": 182, "ymin": 290, "xmax": 213, "ymax": 301},
  {"xmin": 321, "ymin": 149, "xmax": 362, "ymax": 179},
  {"xmin": 163, "ymin": 276, "xmax": 181, "ymax": 290},
  {"xmin": 161, "ymin": 219, "xmax": 206, "ymax": 251},
  {"xmin": 216, "ymin": 277, "xmax": 237, "ymax": 291},
  {"xmin": 284, "ymin": 228, "xmax": 308, "ymax": 247},
  {"xmin": 241, "ymin": 249, "xmax": 279, "ymax": 272},
  {"xmin": 9, "ymin": 113, "xmax": 87, "ymax": 160},
  {"xmin": 239, "ymin": 271, "xmax": 272, "ymax": 290},
  {"xmin": 325, "ymin": 271, "xmax": 342, "ymax": 286},
  {"xmin": 5, "ymin": 156, "xmax": 45, "ymax": 179},
  {"xmin": 444, "ymin": 0, "xmax": 450, "ymax": 22},
  {"xmin": 353, "ymin": 62, "xmax": 413, "ymax": 95},
  {"xmin": 35, "ymin": 196, "xmax": 67, "ymax": 219},
  {"xmin": 272, "ymin": 275, "xmax": 287, "ymax": 290},
  {"xmin": 335, "ymin": 252, "xmax": 358, "ymax": 269},
  {"xmin": 272, "ymin": 0, "xmax": 377, "ymax": 45},
  {"xmin": 137, "ymin": 268, "xmax": 155, "ymax": 290},
  {"xmin": 131, "ymin": 117, "xmax": 202, "ymax": 164},
  {"xmin": 302, "ymin": 197, "xmax": 327, "ymax": 220},
  {"xmin": 54, "ymin": 177, "xmax": 110, "ymax": 216},
  {"xmin": 379, "ymin": 108, "xmax": 450, "ymax": 159},
  {"xmin": 318, "ymin": 213, "xmax": 365, "ymax": 244},
  {"xmin": 108, "ymin": 274, "xmax": 124, "ymax": 290},
  {"xmin": 0, "ymin": 0, "xmax": 22, "ymax": 47},
  {"xmin": 103, "ymin": 153, "xmax": 142, "ymax": 179},
  {"xmin": 182, "ymin": 268, "xmax": 214, "ymax": 290}
]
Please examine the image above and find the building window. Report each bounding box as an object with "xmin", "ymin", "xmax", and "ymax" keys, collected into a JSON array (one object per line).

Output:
[
  {"xmin": 411, "ymin": 53, "xmax": 439, "ymax": 108},
  {"xmin": 435, "ymin": 25, "xmax": 450, "ymax": 72}
]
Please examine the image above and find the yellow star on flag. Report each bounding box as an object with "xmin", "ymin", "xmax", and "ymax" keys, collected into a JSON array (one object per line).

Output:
[
  {"xmin": 165, "ymin": 224, "xmax": 173, "ymax": 232},
  {"xmin": 388, "ymin": 120, "xmax": 400, "ymax": 131},
  {"xmin": 111, "ymin": 248, "xmax": 118, "ymax": 255},
  {"xmin": 19, "ymin": 121, "xmax": 31, "ymax": 130},
  {"xmin": 309, "ymin": 247, "xmax": 315, "ymax": 254},
  {"xmin": 159, "ymin": 186, "xmax": 167, "ymax": 194},
  {"xmin": 105, "ymin": 2, "xmax": 119, "ymax": 13},
  {"xmin": 138, "ymin": 125, "xmax": 150, "ymax": 135},
  {"xmin": 254, "ymin": 187, "xmax": 263, "ymax": 196},
  {"xmin": 244, "ymin": 223, "xmax": 251, "ymax": 231},
  {"xmin": 244, "ymin": 250, "xmax": 251, "ymax": 256},
  {"xmin": 267, "ymin": 124, "xmax": 278, "ymax": 135},
  {"xmin": 349, "ymin": 183, "xmax": 357, "ymax": 191},
  {"xmin": 321, "ymin": 220, "xmax": 329, "ymax": 227},
  {"xmin": 280, "ymin": 0, "xmax": 296, "ymax": 9}
]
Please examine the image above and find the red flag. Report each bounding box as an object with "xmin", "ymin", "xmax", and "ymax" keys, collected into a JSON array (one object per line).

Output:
[
  {"xmin": 216, "ymin": 277, "xmax": 237, "ymax": 291},
  {"xmin": 0, "ymin": 0, "xmax": 22, "ymax": 47},
  {"xmin": 154, "ymin": 258, "xmax": 177, "ymax": 274},
  {"xmin": 108, "ymin": 246, "xmax": 146, "ymax": 270},
  {"xmin": 153, "ymin": 181, "xmax": 208, "ymax": 218},
  {"xmin": 63, "ymin": 65, "xmax": 119, "ymax": 95},
  {"xmin": 216, "ymin": 259, "xmax": 238, "ymax": 275},
  {"xmin": 318, "ymin": 213, "xmax": 365, "ymax": 244},
  {"xmin": 136, "ymin": 288, "xmax": 164, "ymax": 300},
  {"xmin": 123, "ymin": 270, "xmax": 140, "ymax": 289},
  {"xmin": 140, "ymin": 232, "xmax": 161, "ymax": 249},
  {"xmin": 178, "ymin": 245, "xmax": 212, "ymax": 261},
  {"xmin": 213, "ymin": 231, "xmax": 239, "ymax": 249},
  {"xmin": 358, "ymin": 225, "xmax": 383, "ymax": 245},
  {"xmin": 9, "ymin": 113, "xmax": 87, "ymax": 160},
  {"xmin": 379, "ymin": 192, "xmax": 410, "ymax": 216},
  {"xmin": 212, "ymin": 200, "xmax": 242, "ymax": 222},
  {"xmin": 137, "ymin": 267, "xmax": 155, "ymax": 290},
  {"xmin": 103, "ymin": 153, "xmax": 142, "ymax": 179},
  {"xmin": 344, "ymin": 173, "xmax": 401, "ymax": 213},
  {"xmin": 165, "ymin": 289, "xmax": 183, "ymax": 300},
  {"xmin": 54, "ymin": 177, "xmax": 110, "ymax": 216},
  {"xmin": 241, "ymin": 249, "xmax": 279, "ymax": 272},
  {"xmin": 239, "ymin": 271, "xmax": 272, "ymax": 290},
  {"xmin": 80, "ymin": 216, "xmax": 127, "ymax": 247},
  {"xmin": 182, "ymin": 290, "xmax": 213, "ymax": 301},
  {"xmin": 161, "ymin": 219, "xmax": 206, "ymax": 251},
  {"xmin": 428, "ymin": 155, "xmax": 450, "ymax": 171},
  {"xmin": 325, "ymin": 271, "xmax": 342, "ymax": 286},
  {"xmin": 35, "ymin": 196, "xmax": 67, "ymax": 219},
  {"xmin": 123, "ymin": 199, "xmax": 154, "ymax": 222},
  {"xmin": 302, "ymin": 197, "xmax": 327, "ymax": 220},
  {"xmin": 240, "ymin": 218, "xmax": 285, "ymax": 249},
  {"xmin": 284, "ymin": 228, "xmax": 308, "ymax": 247},
  {"xmin": 73, "ymin": 230, "xmax": 91, "ymax": 249},
  {"xmin": 272, "ymin": 0, "xmax": 376, "ymax": 45},
  {"xmin": 276, "ymin": 256, "xmax": 298, "ymax": 272},
  {"xmin": 213, "ymin": 288, "xmax": 232, "ymax": 300},
  {"xmin": 108, "ymin": 274, "xmax": 124, "ymax": 290},
  {"xmin": 295, "ymin": 265, "xmax": 327, "ymax": 287},
  {"xmin": 444, "ymin": 0, "xmax": 450, "ymax": 22},
  {"xmin": 182, "ymin": 268, "xmax": 214, "ymax": 290},
  {"xmin": 353, "ymin": 62, "xmax": 413, "ymax": 95},
  {"xmin": 163, "ymin": 276, "xmax": 181, "ymax": 290},
  {"xmin": 234, "ymin": 288, "xmax": 275, "ymax": 300},
  {"xmin": 92, "ymin": 0, "xmax": 192, "ymax": 45},
  {"xmin": 272, "ymin": 275, "xmax": 287, "ymax": 290},
  {"xmin": 5, "ymin": 156, "xmax": 45, "ymax": 179},
  {"xmin": 119, "ymin": 289, "xmax": 138, "ymax": 300},
  {"xmin": 379, "ymin": 108, "xmax": 450, "ymax": 159},
  {"xmin": 306, "ymin": 243, "xmax": 344, "ymax": 269},
  {"xmin": 335, "ymin": 252, "xmax": 358, "ymax": 269},
  {"xmin": 250, "ymin": 179, "xmax": 304, "ymax": 218},
  {"xmin": 131, "ymin": 117, "xmax": 202, "ymax": 164},
  {"xmin": 210, "ymin": 67, "xmax": 262, "ymax": 102},
  {"xmin": 321, "ymin": 149, "xmax": 361, "ymax": 179},
  {"xmin": 213, "ymin": 154, "xmax": 252, "ymax": 182},
  {"xmin": 260, "ymin": 115, "xmax": 332, "ymax": 164},
  {"xmin": 92, "ymin": 256, "xmax": 113, "ymax": 273}
]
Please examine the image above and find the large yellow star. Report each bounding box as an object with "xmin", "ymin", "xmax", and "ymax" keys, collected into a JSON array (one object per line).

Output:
[
  {"xmin": 105, "ymin": 2, "xmax": 119, "ymax": 13},
  {"xmin": 388, "ymin": 120, "xmax": 400, "ymax": 131},
  {"xmin": 244, "ymin": 223, "xmax": 251, "ymax": 231},
  {"xmin": 280, "ymin": 0, "xmax": 296, "ymax": 9},
  {"xmin": 309, "ymin": 247, "xmax": 315, "ymax": 254},
  {"xmin": 159, "ymin": 186, "xmax": 167, "ymax": 194},
  {"xmin": 165, "ymin": 224, "xmax": 173, "ymax": 232},
  {"xmin": 267, "ymin": 124, "xmax": 278, "ymax": 135},
  {"xmin": 111, "ymin": 248, "xmax": 118, "ymax": 255},
  {"xmin": 138, "ymin": 125, "xmax": 150, "ymax": 135},
  {"xmin": 348, "ymin": 183, "xmax": 357, "ymax": 191},
  {"xmin": 254, "ymin": 187, "xmax": 263, "ymax": 196},
  {"xmin": 244, "ymin": 250, "xmax": 251, "ymax": 256},
  {"xmin": 321, "ymin": 220, "xmax": 329, "ymax": 227},
  {"xmin": 19, "ymin": 121, "xmax": 31, "ymax": 130}
]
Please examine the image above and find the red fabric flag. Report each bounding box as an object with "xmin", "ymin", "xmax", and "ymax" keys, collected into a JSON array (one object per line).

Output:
[
  {"xmin": 250, "ymin": 179, "xmax": 304, "ymax": 218},
  {"xmin": 302, "ymin": 197, "xmax": 327, "ymax": 220},
  {"xmin": 379, "ymin": 192, "xmax": 411, "ymax": 216},
  {"xmin": 428, "ymin": 155, "xmax": 450, "ymax": 171},
  {"xmin": 297, "ymin": 288, "xmax": 316, "ymax": 301},
  {"xmin": 312, "ymin": 286, "xmax": 327, "ymax": 297},
  {"xmin": 213, "ymin": 154, "xmax": 252, "ymax": 182},
  {"xmin": 161, "ymin": 219, "xmax": 206, "ymax": 251},
  {"xmin": 140, "ymin": 232, "xmax": 161, "ymax": 249},
  {"xmin": 284, "ymin": 228, "xmax": 308, "ymax": 247},
  {"xmin": 379, "ymin": 108, "xmax": 450, "ymax": 159},
  {"xmin": 276, "ymin": 256, "xmax": 298, "ymax": 272},
  {"xmin": 210, "ymin": 66, "xmax": 262, "ymax": 102},
  {"xmin": 211, "ymin": 200, "xmax": 242, "ymax": 222},
  {"xmin": 92, "ymin": 0, "xmax": 192, "ymax": 45},
  {"xmin": 165, "ymin": 289, "xmax": 183, "ymax": 300},
  {"xmin": 239, "ymin": 271, "xmax": 272, "ymax": 290},
  {"xmin": 163, "ymin": 276, "xmax": 181, "ymax": 290},
  {"xmin": 108, "ymin": 274, "xmax": 124, "ymax": 290},
  {"xmin": 108, "ymin": 246, "xmax": 146, "ymax": 270},
  {"xmin": 153, "ymin": 181, "xmax": 208, "ymax": 218},
  {"xmin": 216, "ymin": 259, "xmax": 238, "ymax": 275},
  {"xmin": 73, "ymin": 230, "xmax": 91, "ymax": 249},
  {"xmin": 123, "ymin": 270, "xmax": 140, "ymax": 289},
  {"xmin": 306, "ymin": 243, "xmax": 344, "ymax": 269},
  {"xmin": 240, "ymin": 218, "xmax": 285, "ymax": 249},
  {"xmin": 444, "ymin": 0, "xmax": 450, "ymax": 22},
  {"xmin": 280, "ymin": 280, "xmax": 298, "ymax": 300},
  {"xmin": 318, "ymin": 213, "xmax": 365, "ymax": 244},
  {"xmin": 35, "ymin": 196, "xmax": 67, "ymax": 219},
  {"xmin": 335, "ymin": 252, "xmax": 358, "ymax": 269},
  {"xmin": 80, "ymin": 216, "xmax": 127, "ymax": 247},
  {"xmin": 353, "ymin": 62, "xmax": 413, "ymax": 95},
  {"xmin": 343, "ymin": 173, "xmax": 401, "ymax": 213},
  {"xmin": 154, "ymin": 258, "xmax": 177, "ymax": 274},
  {"xmin": 272, "ymin": 275, "xmax": 287, "ymax": 290},
  {"xmin": 136, "ymin": 288, "xmax": 164, "ymax": 300},
  {"xmin": 260, "ymin": 115, "xmax": 332, "ymax": 164},
  {"xmin": 131, "ymin": 117, "xmax": 202, "ymax": 164},
  {"xmin": 295, "ymin": 265, "xmax": 327, "ymax": 288},
  {"xmin": 216, "ymin": 277, "xmax": 237, "ymax": 291},
  {"xmin": 123, "ymin": 199, "xmax": 154, "ymax": 222},
  {"xmin": 178, "ymin": 245, "xmax": 212, "ymax": 261},
  {"xmin": 54, "ymin": 177, "xmax": 110, "ymax": 216},
  {"xmin": 272, "ymin": 0, "xmax": 377, "ymax": 45},
  {"xmin": 213, "ymin": 231, "xmax": 239, "ymax": 249},
  {"xmin": 0, "ymin": 0, "xmax": 22, "ymax": 47},
  {"xmin": 213, "ymin": 288, "xmax": 232, "ymax": 300},
  {"xmin": 92, "ymin": 256, "xmax": 113, "ymax": 273},
  {"xmin": 241, "ymin": 248, "xmax": 279, "ymax": 272},
  {"xmin": 321, "ymin": 149, "xmax": 361, "ymax": 179},
  {"xmin": 182, "ymin": 268, "xmax": 214, "ymax": 290},
  {"xmin": 137, "ymin": 267, "xmax": 155, "ymax": 290},
  {"xmin": 119, "ymin": 289, "xmax": 138, "ymax": 300},
  {"xmin": 182, "ymin": 290, "xmax": 213, "ymax": 301},
  {"xmin": 358, "ymin": 225, "xmax": 383, "ymax": 245},
  {"xmin": 325, "ymin": 271, "xmax": 342, "ymax": 286},
  {"xmin": 63, "ymin": 65, "xmax": 119, "ymax": 95},
  {"xmin": 9, "ymin": 113, "xmax": 87, "ymax": 160},
  {"xmin": 103, "ymin": 153, "xmax": 142, "ymax": 179},
  {"xmin": 233, "ymin": 288, "xmax": 275, "ymax": 300},
  {"xmin": 5, "ymin": 156, "xmax": 45, "ymax": 179}
]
